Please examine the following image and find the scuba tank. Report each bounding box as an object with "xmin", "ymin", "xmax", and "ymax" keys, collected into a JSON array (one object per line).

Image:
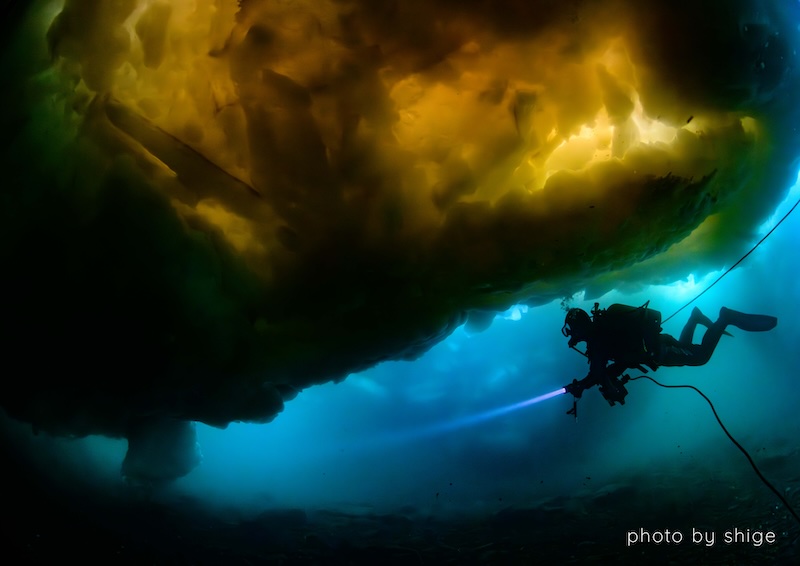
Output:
[{"xmin": 591, "ymin": 301, "xmax": 662, "ymax": 369}]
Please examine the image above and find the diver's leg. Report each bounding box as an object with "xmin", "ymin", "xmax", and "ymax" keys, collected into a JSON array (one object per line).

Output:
[
  {"xmin": 679, "ymin": 307, "xmax": 713, "ymax": 346},
  {"xmin": 690, "ymin": 307, "xmax": 777, "ymax": 365},
  {"xmin": 691, "ymin": 321, "xmax": 728, "ymax": 365},
  {"xmin": 657, "ymin": 327, "xmax": 723, "ymax": 367},
  {"xmin": 656, "ymin": 334, "xmax": 706, "ymax": 366}
]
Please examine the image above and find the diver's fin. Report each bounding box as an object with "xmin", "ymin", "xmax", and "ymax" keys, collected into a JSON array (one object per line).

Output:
[
  {"xmin": 692, "ymin": 306, "xmax": 731, "ymax": 335},
  {"xmin": 719, "ymin": 307, "xmax": 778, "ymax": 332},
  {"xmin": 690, "ymin": 306, "xmax": 713, "ymax": 328}
]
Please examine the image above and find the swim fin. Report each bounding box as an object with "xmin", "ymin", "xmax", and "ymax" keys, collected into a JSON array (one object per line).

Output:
[
  {"xmin": 691, "ymin": 307, "xmax": 733, "ymax": 336},
  {"xmin": 719, "ymin": 307, "xmax": 778, "ymax": 332}
]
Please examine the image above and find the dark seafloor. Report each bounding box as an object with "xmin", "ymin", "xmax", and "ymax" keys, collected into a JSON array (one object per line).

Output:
[{"xmin": 3, "ymin": 423, "xmax": 798, "ymax": 566}]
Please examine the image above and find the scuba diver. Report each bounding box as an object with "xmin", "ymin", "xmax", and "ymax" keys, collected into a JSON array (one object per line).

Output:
[{"xmin": 561, "ymin": 302, "xmax": 777, "ymax": 407}]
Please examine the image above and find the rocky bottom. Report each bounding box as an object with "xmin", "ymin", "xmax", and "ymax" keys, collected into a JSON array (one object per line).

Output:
[{"xmin": 4, "ymin": 444, "xmax": 799, "ymax": 566}]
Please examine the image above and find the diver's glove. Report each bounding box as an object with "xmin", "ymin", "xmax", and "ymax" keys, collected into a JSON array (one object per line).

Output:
[
  {"xmin": 564, "ymin": 375, "xmax": 594, "ymax": 399},
  {"xmin": 564, "ymin": 373, "xmax": 630, "ymax": 406}
]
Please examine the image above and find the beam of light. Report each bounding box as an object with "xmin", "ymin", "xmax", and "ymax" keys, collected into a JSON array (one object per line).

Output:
[
  {"xmin": 341, "ymin": 387, "xmax": 568, "ymax": 454},
  {"xmin": 422, "ymin": 387, "xmax": 568, "ymax": 436}
]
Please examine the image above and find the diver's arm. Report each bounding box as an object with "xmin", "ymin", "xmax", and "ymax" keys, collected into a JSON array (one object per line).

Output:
[
  {"xmin": 588, "ymin": 350, "xmax": 614, "ymax": 379},
  {"xmin": 564, "ymin": 351, "xmax": 607, "ymax": 398},
  {"xmin": 565, "ymin": 358, "xmax": 627, "ymax": 403}
]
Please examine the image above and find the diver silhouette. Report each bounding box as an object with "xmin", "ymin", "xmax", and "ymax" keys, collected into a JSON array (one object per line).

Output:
[{"xmin": 561, "ymin": 303, "xmax": 777, "ymax": 405}]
